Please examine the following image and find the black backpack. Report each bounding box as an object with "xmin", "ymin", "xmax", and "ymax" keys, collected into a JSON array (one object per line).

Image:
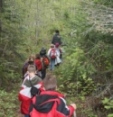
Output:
[
  {"xmin": 29, "ymin": 79, "xmax": 40, "ymax": 97},
  {"xmin": 40, "ymin": 48, "xmax": 46, "ymax": 56},
  {"xmin": 30, "ymin": 86, "xmax": 40, "ymax": 97}
]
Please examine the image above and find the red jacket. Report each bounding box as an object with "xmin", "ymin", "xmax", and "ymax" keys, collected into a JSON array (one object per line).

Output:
[
  {"xmin": 18, "ymin": 82, "xmax": 43, "ymax": 115},
  {"xmin": 30, "ymin": 90, "xmax": 75, "ymax": 117},
  {"xmin": 34, "ymin": 59, "xmax": 42, "ymax": 71}
]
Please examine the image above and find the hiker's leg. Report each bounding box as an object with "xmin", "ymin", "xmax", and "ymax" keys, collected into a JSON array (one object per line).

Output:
[
  {"xmin": 41, "ymin": 69, "xmax": 46, "ymax": 79},
  {"xmin": 24, "ymin": 115, "xmax": 30, "ymax": 117},
  {"xmin": 50, "ymin": 59, "xmax": 54, "ymax": 70},
  {"xmin": 51, "ymin": 59, "xmax": 55, "ymax": 70},
  {"xmin": 36, "ymin": 71, "xmax": 42, "ymax": 78},
  {"xmin": 55, "ymin": 63, "xmax": 60, "ymax": 67},
  {"xmin": 49, "ymin": 59, "xmax": 52, "ymax": 70},
  {"xmin": 43, "ymin": 69, "xmax": 46, "ymax": 78}
]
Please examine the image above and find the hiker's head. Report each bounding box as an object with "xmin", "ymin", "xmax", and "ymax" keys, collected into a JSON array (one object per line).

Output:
[
  {"xmin": 41, "ymin": 47, "xmax": 46, "ymax": 52},
  {"xmin": 28, "ymin": 54, "xmax": 35, "ymax": 61},
  {"xmin": 50, "ymin": 44, "xmax": 54, "ymax": 48},
  {"xmin": 43, "ymin": 73, "xmax": 57, "ymax": 90},
  {"xmin": 55, "ymin": 30, "xmax": 59, "ymax": 34},
  {"xmin": 27, "ymin": 65, "xmax": 36, "ymax": 74}
]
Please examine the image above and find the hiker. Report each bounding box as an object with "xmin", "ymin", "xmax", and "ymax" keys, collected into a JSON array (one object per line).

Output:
[
  {"xmin": 47, "ymin": 44, "xmax": 57, "ymax": 70},
  {"xmin": 51, "ymin": 30, "xmax": 62, "ymax": 45},
  {"xmin": 54, "ymin": 43, "xmax": 62, "ymax": 66},
  {"xmin": 40, "ymin": 48, "xmax": 50, "ymax": 79},
  {"xmin": 29, "ymin": 73, "xmax": 77, "ymax": 117},
  {"xmin": 22, "ymin": 54, "xmax": 35, "ymax": 79},
  {"xmin": 19, "ymin": 65, "xmax": 42, "ymax": 117},
  {"xmin": 34, "ymin": 54, "xmax": 42, "ymax": 77}
]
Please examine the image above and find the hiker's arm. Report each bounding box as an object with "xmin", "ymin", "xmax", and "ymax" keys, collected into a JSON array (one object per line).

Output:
[
  {"xmin": 68, "ymin": 103, "xmax": 77, "ymax": 117},
  {"xmin": 57, "ymin": 98, "xmax": 76, "ymax": 117},
  {"xmin": 59, "ymin": 37, "xmax": 62, "ymax": 45}
]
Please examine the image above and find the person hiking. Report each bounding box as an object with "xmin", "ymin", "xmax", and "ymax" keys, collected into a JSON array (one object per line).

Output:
[
  {"xmin": 22, "ymin": 54, "xmax": 36, "ymax": 79},
  {"xmin": 39, "ymin": 48, "xmax": 50, "ymax": 79},
  {"xmin": 29, "ymin": 73, "xmax": 77, "ymax": 117},
  {"xmin": 19, "ymin": 65, "xmax": 42, "ymax": 117},
  {"xmin": 47, "ymin": 44, "xmax": 57, "ymax": 70},
  {"xmin": 51, "ymin": 30, "xmax": 62, "ymax": 45},
  {"xmin": 34, "ymin": 54, "xmax": 42, "ymax": 78},
  {"xmin": 54, "ymin": 43, "xmax": 62, "ymax": 66}
]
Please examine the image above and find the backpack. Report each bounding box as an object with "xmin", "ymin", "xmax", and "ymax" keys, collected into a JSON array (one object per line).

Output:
[
  {"xmin": 43, "ymin": 56, "xmax": 50, "ymax": 68},
  {"xmin": 29, "ymin": 78, "xmax": 40, "ymax": 97},
  {"xmin": 30, "ymin": 86, "xmax": 40, "ymax": 97},
  {"xmin": 40, "ymin": 48, "xmax": 46, "ymax": 56},
  {"xmin": 50, "ymin": 48, "xmax": 57, "ymax": 59}
]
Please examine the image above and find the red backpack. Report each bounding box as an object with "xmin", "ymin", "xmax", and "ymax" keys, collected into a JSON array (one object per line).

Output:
[
  {"xmin": 43, "ymin": 56, "xmax": 50, "ymax": 68},
  {"xmin": 50, "ymin": 48, "xmax": 56, "ymax": 59}
]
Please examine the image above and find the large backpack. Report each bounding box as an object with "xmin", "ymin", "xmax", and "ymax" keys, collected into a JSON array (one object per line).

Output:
[
  {"xmin": 43, "ymin": 56, "xmax": 50, "ymax": 68},
  {"xmin": 40, "ymin": 48, "xmax": 46, "ymax": 56},
  {"xmin": 50, "ymin": 48, "xmax": 57, "ymax": 59}
]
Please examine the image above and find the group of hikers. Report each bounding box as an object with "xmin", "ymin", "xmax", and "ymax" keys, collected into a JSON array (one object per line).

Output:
[
  {"xmin": 22, "ymin": 30, "xmax": 63, "ymax": 79},
  {"xmin": 18, "ymin": 30, "xmax": 77, "ymax": 117}
]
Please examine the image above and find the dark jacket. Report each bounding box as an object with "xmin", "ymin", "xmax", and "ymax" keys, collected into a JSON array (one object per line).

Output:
[
  {"xmin": 30, "ymin": 90, "xmax": 75, "ymax": 117},
  {"xmin": 52, "ymin": 33, "xmax": 62, "ymax": 45}
]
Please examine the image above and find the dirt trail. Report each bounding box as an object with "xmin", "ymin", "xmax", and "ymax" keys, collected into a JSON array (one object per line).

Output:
[{"xmin": 17, "ymin": 109, "xmax": 23, "ymax": 117}]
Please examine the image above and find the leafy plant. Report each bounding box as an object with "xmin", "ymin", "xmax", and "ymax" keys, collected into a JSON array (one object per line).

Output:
[
  {"xmin": 0, "ymin": 90, "xmax": 18, "ymax": 117},
  {"xmin": 102, "ymin": 98, "xmax": 113, "ymax": 117}
]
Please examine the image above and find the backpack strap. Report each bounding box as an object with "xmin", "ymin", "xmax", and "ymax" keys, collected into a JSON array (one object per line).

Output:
[
  {"xmin": 39, "ymin": 98, "xmax": 59, "ymax": 106},
  {"xmin": 33, "ymin": 97, "xmax": 60, "ymax": 111},
  {"xmin": 29, "ymin": 76, "xmax": 33, "ymax": 87}
]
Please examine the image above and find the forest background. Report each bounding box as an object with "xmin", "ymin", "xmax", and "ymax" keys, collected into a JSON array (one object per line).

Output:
[{"xmin": 0, "ymin": 0, "xmax": 113, "ymax": 117}]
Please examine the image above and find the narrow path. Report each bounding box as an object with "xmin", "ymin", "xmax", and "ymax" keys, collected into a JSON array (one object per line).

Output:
[{"xmin": 17, "ymin": 110, "xmax": 23, "ymax": 117}]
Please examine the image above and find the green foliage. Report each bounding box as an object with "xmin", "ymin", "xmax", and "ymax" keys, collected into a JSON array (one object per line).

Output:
[
  {"xmin": 1, "ymin": 0, "xmax": 113, "ymax": 117},
  {"xmin": 82, "ymin": 108, "xmax": 98, "ymax": 117},
  {"xmin": 0, "ymin": 90, "xmax": 18, "ymax": 117},
  {"xmin": 52, "ymin": 1, "xmax": 113, "ymax": 116},
  {"xmin": 93, "ymin": 0, "xmax": 113, "ymax": 7},
  {"xmin": 0, "ymin": 0, "xmax": 28, "ymax": 87},
  {"xmin": 102, "ymin": 98, "xmax": 113, "ymax": 117},
  {"xmin": 0, "ymin": 58, "xmax": 21, "ymax": 88},
  {"xmin": 57, "ymin": 47, "xmax": 96, "ymax": 96}
]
